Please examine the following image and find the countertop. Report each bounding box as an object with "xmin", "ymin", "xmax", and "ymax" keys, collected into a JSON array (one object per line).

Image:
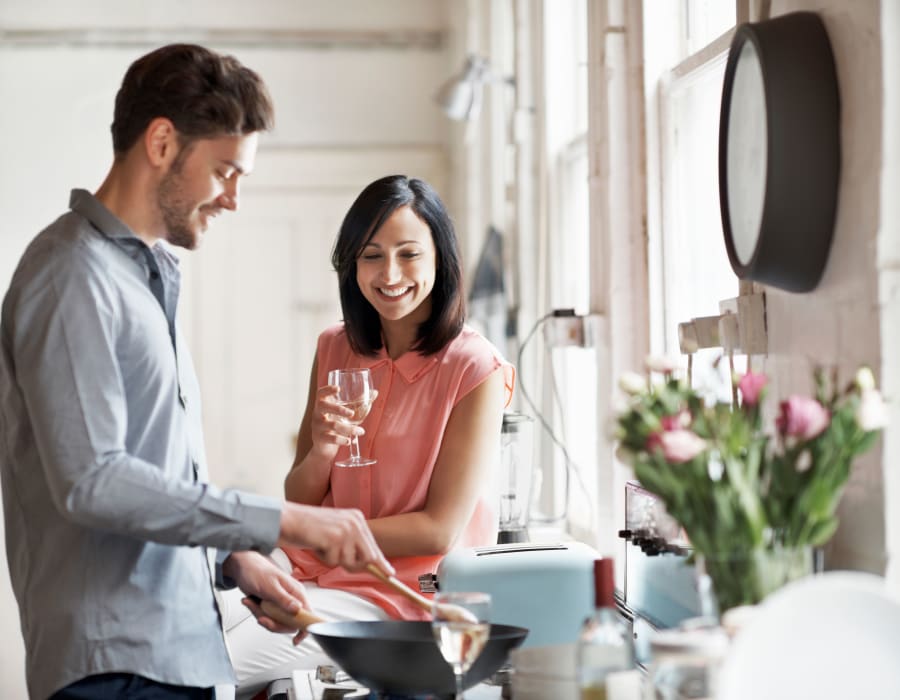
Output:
[{"xmin": 290, "ymin": 670, "xmax": 503, "ymax": 699}]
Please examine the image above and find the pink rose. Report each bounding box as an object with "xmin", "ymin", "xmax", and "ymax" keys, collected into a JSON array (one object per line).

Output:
[
  {"xmin": 776, "ymin": 396, "xmax": 830, "ymax": 441},
  {"xmin": 738, "ymin": 371, "xmax": 768, "ymax": 407},
  {"xmin": 660, "ymin": 410, "xmax": 691, "ymax": 431},
  {"xmin": 647, "ymin": 429, "xmax": 706, "ymax": 464}
]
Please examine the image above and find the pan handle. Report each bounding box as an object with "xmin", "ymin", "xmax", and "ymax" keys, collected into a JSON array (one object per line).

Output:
[{"xmin": 248, "ymin": 595, "xmax": 326, "ymax": 631}]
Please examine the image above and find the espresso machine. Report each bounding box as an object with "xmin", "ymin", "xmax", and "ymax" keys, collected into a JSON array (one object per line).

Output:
[{"xmin": 497, "ymin": 412, "xmax": 535, "ymax": 544}]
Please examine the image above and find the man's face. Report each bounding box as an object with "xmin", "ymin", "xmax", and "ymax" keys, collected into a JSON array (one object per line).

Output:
[{"xmin": 156, "ymin": 132, "xmax": 258, "ymax": 250}]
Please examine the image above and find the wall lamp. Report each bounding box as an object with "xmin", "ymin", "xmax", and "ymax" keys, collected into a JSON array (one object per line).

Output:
[{"xmin": 435, "ymin": 54, "xmax": 515, "ymax": 122}]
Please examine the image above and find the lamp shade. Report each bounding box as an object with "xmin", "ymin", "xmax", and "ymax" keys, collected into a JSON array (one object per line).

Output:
[{"xmin": 435, "ymin": 55, "xmax": 488, "ymax": 121}]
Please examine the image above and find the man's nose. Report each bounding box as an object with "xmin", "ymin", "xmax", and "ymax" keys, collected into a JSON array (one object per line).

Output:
[{"xmin": 219, "ymin": 178, "xmax": 240, "ymax": 211}]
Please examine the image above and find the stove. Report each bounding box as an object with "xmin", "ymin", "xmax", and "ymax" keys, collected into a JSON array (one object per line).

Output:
[{"xmin": 286, "ymin": 667, "xmax": 504, "ymax": 700}]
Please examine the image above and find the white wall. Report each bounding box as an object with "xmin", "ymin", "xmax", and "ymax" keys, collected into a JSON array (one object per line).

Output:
[
  {"xmin": 0, "ymin": 2, "xmax": 453, "ymax": 695},
  {"xmin": 759, "ymin": 0, "xmax": 888, "ymax": 575},
  {"xmin": 879, "ymin": 0, "xmax": 900, "ymax": 592}
]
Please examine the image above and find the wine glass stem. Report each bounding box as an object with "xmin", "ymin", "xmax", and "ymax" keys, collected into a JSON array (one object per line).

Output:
[
  {"xmin": 454, "ymin": 665, "xmax": 464, "ymax": 699},
  {"xmin": 349, "ymin": 434, "xmax": 362, "ymax": 462}
]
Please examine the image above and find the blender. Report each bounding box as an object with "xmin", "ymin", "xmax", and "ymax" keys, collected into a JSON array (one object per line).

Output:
[{"xmin": 497, "ymin": 411, "xmax": 535, "ymax": 544}]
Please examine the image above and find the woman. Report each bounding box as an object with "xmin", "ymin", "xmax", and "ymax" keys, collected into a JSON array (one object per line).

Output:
[{"xmin": 222, "ymin": 175, "xmax": 514, "ymax": 698}]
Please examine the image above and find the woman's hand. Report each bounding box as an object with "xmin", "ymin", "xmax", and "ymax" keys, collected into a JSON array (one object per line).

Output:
[{"xmin": 307, "ymin": 385, "xmax": 376, "ymax": 460}]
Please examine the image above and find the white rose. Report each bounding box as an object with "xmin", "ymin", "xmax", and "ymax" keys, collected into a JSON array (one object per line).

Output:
[
  {"xmin": 618, "ymin": 371, "xmax": 647, "ymax": 395},
  {"xmin": 855, "ymin": 366, "xmax": 876, "ymax": 392},
  {"xmin": 856, "ymin": 389, "xmax": 888, "ymax": 431},
  {"xmin": 645, "ymin": 354, "xmax": 680, "ymax": 374}
]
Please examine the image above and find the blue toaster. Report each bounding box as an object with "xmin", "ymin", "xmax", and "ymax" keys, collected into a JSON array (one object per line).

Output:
[{"xmin": 436, "ymin": 541, "xmax": 598, "ymax": 648}]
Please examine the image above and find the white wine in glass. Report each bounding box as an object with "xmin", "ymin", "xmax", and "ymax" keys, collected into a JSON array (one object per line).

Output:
[
  {"xmin": 327, "ymin": 368, "xmax": 376, "ymax": 467},
  {"xmin": 432, "ymin": 591, "xmax": 491, "ymax": 698}
]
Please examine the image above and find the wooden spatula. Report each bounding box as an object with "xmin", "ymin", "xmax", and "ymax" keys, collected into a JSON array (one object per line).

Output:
[
  {"xmin": 365, "ymin": 564, "xmax": 478, "ymax": 623},
  {"xmin": 249, "ymin": 595, "xmax": 325, "ymax": 631}
]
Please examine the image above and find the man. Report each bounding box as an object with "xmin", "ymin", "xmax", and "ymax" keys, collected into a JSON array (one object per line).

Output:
[{"xmin": 0, "ymin": 44, "xmax": 390, "ymax": 700}]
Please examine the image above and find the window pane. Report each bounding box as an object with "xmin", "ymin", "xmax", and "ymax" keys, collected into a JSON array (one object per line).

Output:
[
  {"xmin": 659, "ymin": 55, "xmax": 738, "ymax": 356},
  {"xmin": 686, "ymin": 0, "xmax": 737, "ymax": 54}
]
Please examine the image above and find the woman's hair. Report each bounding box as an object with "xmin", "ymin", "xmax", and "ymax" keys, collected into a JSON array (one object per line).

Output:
[
  {"xmin": 111, "ymin": 43, "xmax": 274, "ymax": 154},
  {"xmin": 332, "ymin": 175, "xmax": 466, "ymax": 356}
]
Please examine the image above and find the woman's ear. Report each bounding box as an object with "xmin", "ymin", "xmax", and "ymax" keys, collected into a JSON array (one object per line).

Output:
[{"xmin": 143, "ymin": 117, "xmax": 178, "ymax": 168}]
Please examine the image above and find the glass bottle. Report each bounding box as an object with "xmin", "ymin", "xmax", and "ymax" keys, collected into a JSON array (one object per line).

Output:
[{"xmin": 577, "ymin": 558, "xmax": 635, "ymax": 700}]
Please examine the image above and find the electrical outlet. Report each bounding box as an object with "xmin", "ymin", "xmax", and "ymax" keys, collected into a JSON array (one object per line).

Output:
[
  {"xmin": 718, "ymin": 293, "xmax": 767, "ymax": 355},
  {"xmin": 543, "ymin": 311, "xmax": 602, "ymax": 348}
]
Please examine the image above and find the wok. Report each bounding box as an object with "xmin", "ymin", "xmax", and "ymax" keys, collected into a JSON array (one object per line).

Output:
[{"xmin": 307, "ymin": 620, "xmax": 528, "ymax": 697}]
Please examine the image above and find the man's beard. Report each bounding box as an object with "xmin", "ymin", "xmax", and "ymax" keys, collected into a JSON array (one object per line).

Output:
[{"xmin": 157, "ymin": 145, "xmax": 200, "ymax": 250}]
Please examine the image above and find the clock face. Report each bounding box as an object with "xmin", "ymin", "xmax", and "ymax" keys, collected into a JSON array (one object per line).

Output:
[{"xmin": 725, "ymin": 39, "xmax": 768, "ymax": 266}]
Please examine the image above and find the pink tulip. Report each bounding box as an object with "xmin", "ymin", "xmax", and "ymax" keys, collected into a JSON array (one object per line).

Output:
[
  {"xmin": 738, "ymin": 371, "xmax": 768, "ymax": 407},
  {"xmin": 776, "ymin": 396, "xmax": 830, "ymax": 441},
  {"xmin": 647, "ymin": 429, "xmax": 706, "ymax": 464}
]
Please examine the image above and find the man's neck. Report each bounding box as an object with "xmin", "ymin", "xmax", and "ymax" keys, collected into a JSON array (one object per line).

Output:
[{"xmin": 94, "ymin": 159, "xmax": 163, "ymax": 248}]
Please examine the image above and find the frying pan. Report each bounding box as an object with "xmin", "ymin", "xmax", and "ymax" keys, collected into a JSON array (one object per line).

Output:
[
  {"xmin": 255, "ymin": 568, "xmax": 527, "ymax": 696},
  {"xmin": 307, "ymin": 620, "xmax": 528, "ymax": 697}
]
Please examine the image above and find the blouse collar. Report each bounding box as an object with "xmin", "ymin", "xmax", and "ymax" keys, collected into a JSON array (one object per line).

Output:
[{"xmin": 359, "ymin": 343, "xmax": 442, "ymax": 384}]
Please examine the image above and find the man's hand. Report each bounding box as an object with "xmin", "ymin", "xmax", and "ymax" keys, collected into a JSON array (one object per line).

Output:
[
  {"xmin": 278, "ymin": 502, "xmax": 393, "ymax": 575},
  {"xmin": 222, "ymin": 550, "xmax": 313, "ymax": 644}
]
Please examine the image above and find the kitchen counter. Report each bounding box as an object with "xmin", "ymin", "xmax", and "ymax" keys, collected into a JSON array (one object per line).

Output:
[{"xmin": 291, "ymin": 670, "xmax": 503, "ymax": 699}]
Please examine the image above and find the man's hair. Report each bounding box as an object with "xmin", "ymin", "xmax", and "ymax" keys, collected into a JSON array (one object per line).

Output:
[
  {"xmin": 332, "ymin": 175, "xmax": 466, "ymax": 357},
  {"xmin": 111, "ymin": 43, "xmax": 274, "ymax": 154}
]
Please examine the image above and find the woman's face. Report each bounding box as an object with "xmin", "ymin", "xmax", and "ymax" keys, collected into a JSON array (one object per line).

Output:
[{"xmin": 356, "ymin": 205, "xmax": 437, "ymax": 325}]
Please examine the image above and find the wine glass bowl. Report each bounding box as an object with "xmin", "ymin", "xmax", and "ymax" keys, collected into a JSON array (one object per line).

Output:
[
  {"xmin": 431, "ymin": 591, "xmax": 492, "ymax": 699},
  {"xmin": 327, "ymin": 368, "xmax": 376, "ymax": 467}
]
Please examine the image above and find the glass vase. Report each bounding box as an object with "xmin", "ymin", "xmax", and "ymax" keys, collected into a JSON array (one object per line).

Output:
[{"xmin": 695, "ymin": 544, "xmax": 814, "ymax": 617}]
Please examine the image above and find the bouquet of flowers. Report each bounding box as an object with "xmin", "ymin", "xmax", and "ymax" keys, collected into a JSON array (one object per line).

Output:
[{"xmin": 614, "ymin": 357, "xmax": 887, "ymax": 612}]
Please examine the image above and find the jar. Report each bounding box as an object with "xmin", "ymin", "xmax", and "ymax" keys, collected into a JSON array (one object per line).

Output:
[{"xmin": 647, "ymin": 626, "xmax": 729, "ymax": 700}]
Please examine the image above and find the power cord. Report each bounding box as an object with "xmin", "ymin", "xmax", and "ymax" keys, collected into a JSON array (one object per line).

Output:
[{"xmin": 516, "ymin": 310, "xmax": 595, "ymax": 530}]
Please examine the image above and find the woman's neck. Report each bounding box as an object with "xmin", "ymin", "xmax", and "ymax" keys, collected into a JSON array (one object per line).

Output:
[
  {"xmin": 379, "ymin": 297, "xmax": 432, "ymax": 360},
  {"xmin": 381, "ymin": 321, "xmax": 417, "ymax": 360}
]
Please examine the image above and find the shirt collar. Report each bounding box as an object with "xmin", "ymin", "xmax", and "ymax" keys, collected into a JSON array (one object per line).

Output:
[
  {"xmin": 69, "ymin": 188, "xmax": 180, "ymax": 269},
  {"xmin": 70, "ymin": 188, "xmax": 136, "ymax": 241},
  {"xmin": 357, "ymin": 343, "xmax": 441, "ymax": 384}
]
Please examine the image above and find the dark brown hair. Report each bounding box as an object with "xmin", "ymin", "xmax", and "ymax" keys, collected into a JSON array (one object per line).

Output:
[
  {"xmin": 332, "ymin": 175, "xmax": 466, "ymax": 356},
  {"xmin": 111, "ymin": 44, "xmax": 274, "ymax": 154}
]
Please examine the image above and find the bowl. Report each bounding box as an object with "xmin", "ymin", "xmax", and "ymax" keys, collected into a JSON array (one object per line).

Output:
[{"xmin": 308, "ymin": 620, "xmax": 528, "ymax": 697}]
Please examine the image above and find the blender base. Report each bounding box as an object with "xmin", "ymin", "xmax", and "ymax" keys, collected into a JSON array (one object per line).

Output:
[{"xmin": 497, "ymin": 528, "xmax": 530, "ymax": 544}]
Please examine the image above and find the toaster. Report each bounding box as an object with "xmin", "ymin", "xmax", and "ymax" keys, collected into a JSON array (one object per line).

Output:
[{"xmin": 436, "ymin": 541, "xmax": 598, "ymax": 648}]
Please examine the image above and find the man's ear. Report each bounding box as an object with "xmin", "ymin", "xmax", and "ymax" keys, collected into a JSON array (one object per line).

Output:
[{"xmin": 144, "ymin": 117, "xmax": 179, "ymax": 167}]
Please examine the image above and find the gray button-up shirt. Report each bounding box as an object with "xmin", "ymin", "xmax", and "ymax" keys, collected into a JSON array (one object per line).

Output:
[{"xmin": 0, "ymin": 190, "xmax": 283, "ymax": 699}]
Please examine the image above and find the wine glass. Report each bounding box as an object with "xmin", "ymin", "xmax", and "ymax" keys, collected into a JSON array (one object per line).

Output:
[
  {"xmin": 327, "ymin": 368, "xmax": 376, "ymax": 468},
  {"xmin": 431, "ymin": 591, "xmax": 492, "ymax": 699}
]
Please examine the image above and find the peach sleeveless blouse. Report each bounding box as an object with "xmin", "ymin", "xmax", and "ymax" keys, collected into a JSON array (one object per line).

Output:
[{"xmin": 284, "ymin": 323, "xmax": 514, "ymax": 619}]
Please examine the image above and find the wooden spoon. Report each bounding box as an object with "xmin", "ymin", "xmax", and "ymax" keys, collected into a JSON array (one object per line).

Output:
[{"xmin": 365, "ymin": 563, "xmax": 479, "ymax": 623}]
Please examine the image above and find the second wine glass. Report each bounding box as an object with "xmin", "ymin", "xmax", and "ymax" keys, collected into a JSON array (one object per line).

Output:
[
  {"xmin": 431, "ymin": 591, "xmax": 492, "ymax": 699},
  {"xmin": 327, "ymin": 368, "xmax": 376, "ymax": 467}
]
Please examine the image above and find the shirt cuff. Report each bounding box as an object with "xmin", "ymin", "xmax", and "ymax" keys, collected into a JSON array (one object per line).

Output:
[{"xmin": 215, "ymin": 548, "xmax": 237, "ymax": 590}]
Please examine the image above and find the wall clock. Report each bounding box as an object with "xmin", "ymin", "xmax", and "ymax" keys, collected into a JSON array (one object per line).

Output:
[{"xmin": 718, "ymin": 11, "xmax": 840, "ymax": 293}]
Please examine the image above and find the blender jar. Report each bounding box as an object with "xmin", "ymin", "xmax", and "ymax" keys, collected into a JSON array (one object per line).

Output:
[{"xmin": 498, "ymin": 411, "xmax": 535, "ymax": 543}]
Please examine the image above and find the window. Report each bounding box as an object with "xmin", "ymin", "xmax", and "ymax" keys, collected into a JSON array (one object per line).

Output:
[
  {"xmin": 529, "ymin": 0, "xmax": 596, "ymax": 536},
  {"xmin": 645, "ymin": 0, "xmax": 743, "ymax": 395}
]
